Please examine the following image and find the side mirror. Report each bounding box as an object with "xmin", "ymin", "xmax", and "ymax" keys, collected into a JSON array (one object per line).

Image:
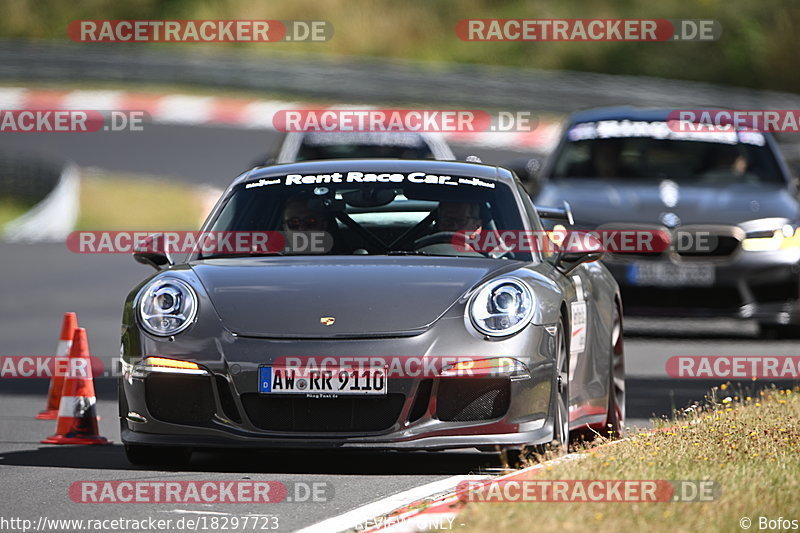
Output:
[
  {"xmin": 556, "ymin": 249, "xmax": 603, "ymax": 274},
  {"xmin": 133, "ymin": 234, "xmax": 173, "ymax": 270},
  {"xmin": 506, "ymin": 157, "xmax": 545, "ymax": 194},
  {"xmin": 554, "ymin": 230, "xmax": 603, "ymax": 274}
]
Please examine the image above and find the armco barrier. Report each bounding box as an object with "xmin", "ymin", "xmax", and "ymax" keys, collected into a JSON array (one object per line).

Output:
[
  {"xmin": 4, "ymin": 162, "xmax": 80, "ymax": 243},
  {"xmin": 3, "ymin": 41, "xmax": 800, "ymax": 114}
]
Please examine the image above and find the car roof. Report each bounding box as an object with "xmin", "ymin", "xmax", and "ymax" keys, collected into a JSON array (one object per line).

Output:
[
  {"xmin": 566, "ymin": 106, "xmax": 683, "ymax": 124},
  {"xmin": 236, "ymin": 159, "xmax": 515, "ymax": 186},
  {"xmin": 563, "ymin": 106, "xmax": 779, "ymax": 143},
  {"xmin": 276, "ymin": 131, "xmax": 456, "ymax": 162}
]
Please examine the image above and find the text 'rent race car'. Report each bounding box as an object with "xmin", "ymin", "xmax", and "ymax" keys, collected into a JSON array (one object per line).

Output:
[
  {"xmin": 535, "ymin": 107, "xmax": 800, "ymax": 337},
  {"xmin": 119, "ymin": 159, "xmax": 623, "ymax": 466}
]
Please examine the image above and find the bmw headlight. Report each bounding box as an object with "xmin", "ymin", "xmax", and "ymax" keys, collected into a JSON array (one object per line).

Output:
[
  {"xmin": 469, "ymin": 278, "xmax": 535, "ymax": 337},
  {"xmin": 742, "ymin": 224, "xmax": 799, "ymax": 252},
  {"xmin": 138, "ymin": 278, "xmax": 197, "ymax": 336}
]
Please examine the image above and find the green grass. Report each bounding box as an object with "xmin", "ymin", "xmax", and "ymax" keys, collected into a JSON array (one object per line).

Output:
[
  {"xmin": 75, "ymin": 171, "xmax": 207, "ymax": 230},
  {"xmin": 4, "ymin": 0, "xmax": 800, "ymax": 92},
  {"xmin": 0, "ymin": 198, "xmax": 32, "ymax": 227},
  {"xmin": 458, "ymin": 386, "xmax": 800, "ymax": 533}
]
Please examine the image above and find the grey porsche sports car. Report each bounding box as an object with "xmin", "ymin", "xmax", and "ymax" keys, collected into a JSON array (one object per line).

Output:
[{"xmin": 119, "ymin": 159, "xmax": 624, "ymax": 466}]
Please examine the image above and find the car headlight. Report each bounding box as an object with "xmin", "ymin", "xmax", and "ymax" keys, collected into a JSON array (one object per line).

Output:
[
  {"xmin": 469, "ymin": 278, "xmax": 535, "ymax": 337},
  {"xmin": 742, "ymin": 225, "xmax": 799, "ymax": 252},
  {"xmin": 138, "ymin": 278, "xmax": 197, "ymax": 336}
]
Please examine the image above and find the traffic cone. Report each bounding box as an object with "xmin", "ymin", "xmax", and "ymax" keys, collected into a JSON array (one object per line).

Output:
[
  {"xmin": 36, "ymin": 312, "xmax": 78, "ymax": 420},
  {"xmin": 41, "ymin": 328, "xmax": 110, "ymax": 445}
]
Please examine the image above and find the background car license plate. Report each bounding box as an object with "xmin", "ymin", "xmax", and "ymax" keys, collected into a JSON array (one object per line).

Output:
[
  {"xmin": 628, "ymin": 262, "xmax": 715, "ymax": 287},
  {"xmin": 258, "ymin": 366, "xmax": 387, "ymax": 395}
]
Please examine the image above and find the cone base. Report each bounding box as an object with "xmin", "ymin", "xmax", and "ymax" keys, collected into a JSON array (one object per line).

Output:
[
  {"xmin": 41, "ymin": 435, "xmax": 111, "ymax": 445},
  {"xmin": 36, "ymin": 411, "xmax": 58, "ymax": 420}
]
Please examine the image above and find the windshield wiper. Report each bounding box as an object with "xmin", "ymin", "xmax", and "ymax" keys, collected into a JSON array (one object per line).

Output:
[
  {"xmin": 384, "ymin": 250, "xmax": 487, "ymax": 258},
  {"xmin": 385, "ymin": 250, "xmax": 431, "ymax": 256}
]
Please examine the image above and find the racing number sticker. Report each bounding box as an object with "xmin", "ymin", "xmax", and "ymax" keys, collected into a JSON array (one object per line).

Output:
[{"xmin": 570, "ymin": 301, "xmax": 587, "ymax": 354}]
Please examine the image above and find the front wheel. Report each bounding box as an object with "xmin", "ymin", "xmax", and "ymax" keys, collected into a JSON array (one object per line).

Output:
[
  {"xmin": 530, "ymin": 319, "xmax": 570, "ymax": 458},
  {"xmin": 602, "ymin": 302, "xmax": 626, "ymax": 438},
  {"xmin": 501, "ymin": 320, "xmax": 570, "ymax": 467},
  {"xmin": 545, "ymin": 318, "xmax": 570, "ymax": 451}
]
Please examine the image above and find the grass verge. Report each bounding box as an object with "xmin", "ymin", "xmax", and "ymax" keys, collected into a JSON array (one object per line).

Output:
[
  {"xmin": 76, "ymin": 170, "xmax": 207, "ymax": 230},
  {"xmin": 458, "ymin": 386, "xmax": 800, "ymax": 533},
  {"xmin": 0, "ymin": 198, "xmax": 32, "ymax": 227}
]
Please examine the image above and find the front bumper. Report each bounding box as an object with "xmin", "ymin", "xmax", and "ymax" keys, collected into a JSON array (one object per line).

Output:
[
  {"xmin": 120, "ymin": 319, "xmax": 564, "ymax": 451},
  {"xmin": 605, "ymin": 248, "xmax": 800, "ymax": 324}
]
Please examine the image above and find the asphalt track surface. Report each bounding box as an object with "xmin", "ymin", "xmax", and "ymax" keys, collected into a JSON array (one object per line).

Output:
[
  {"xmin": 0, "ymin": 124, "xmax": 527, "ymax": 186},
  {"xmin": 2, "ymin": 124, "xmax": 799, "ymax": 531}
]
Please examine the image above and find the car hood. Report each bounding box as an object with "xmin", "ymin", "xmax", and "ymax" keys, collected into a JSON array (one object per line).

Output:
[
  {"xmin": 537, "ymin": 180, "xmax": 799, "ymax": 226},
  {"xmin": 191, "ymin": 256, "xmax": 516, "ymax": 338}
]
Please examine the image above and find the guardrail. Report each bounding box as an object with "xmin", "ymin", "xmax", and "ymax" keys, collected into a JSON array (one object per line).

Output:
[
  {"xmin": 2, "ymin": 40, "xmax": 800, "ymax": 113},
  {"xmin": 1, "ymin": 39, "xmax": 799, "ymax": 161},
  {"xmin": 2, "ymin": 155, "xmax": 79, "ymax": 242}
]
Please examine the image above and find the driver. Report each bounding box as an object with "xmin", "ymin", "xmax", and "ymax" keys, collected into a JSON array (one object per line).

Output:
[
  {"xmin": 590, "ymin": 138, "xmax": 626, "ymax": 178},
  {"xmin": 283, "ymin": 197, "xmax": 330, "ymax": 231},
  {"xmin": 436, "ymin": 202, "xmax": 482, "ymax": 238},
  {"xmin": 704, "ymin": 146, "xmax": 748, "ymax": 176},
  {"xmin": 423, "ymin": 201, "xmax": 485, "ymax": 254}
]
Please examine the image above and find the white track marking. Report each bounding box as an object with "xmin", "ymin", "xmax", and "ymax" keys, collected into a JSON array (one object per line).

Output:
[
  {"xmin": 62, "ymin": 90, "xmax": 123, "ymax": 110},
  {"xmin": 296, "ymin": 474, "xmax": 487, "ymax": 533},
  {"xmin": 155, "ymin": 95, "xmax": 215, "ymax": 124},
  {"xmin": 0, "ymin": 87, "xmax": 28, "ymax": 108}
]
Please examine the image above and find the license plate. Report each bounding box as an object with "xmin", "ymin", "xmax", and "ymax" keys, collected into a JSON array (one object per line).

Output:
[
  {"xmin": 628, "ymin": 262, "xmax": 715, "ymax": 287},
  {"xmin": 258, "ymin": 366, "xmax": 387, "ymax": 395}
]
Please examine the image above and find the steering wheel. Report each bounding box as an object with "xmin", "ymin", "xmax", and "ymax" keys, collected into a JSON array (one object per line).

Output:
[
  {"xmin": 413, "ymin": 232, "xmax": 488, "ymax": 257},
  {"xmin": 413, "ymin": 231, "xmax": 461, "ymax": 249}
]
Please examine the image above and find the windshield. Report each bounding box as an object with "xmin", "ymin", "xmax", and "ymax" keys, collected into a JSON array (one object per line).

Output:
[
  {"xmin": 551, "ymin": 120, "xmax": 785, "ymax": 185},
  {"xmin": 296, "ymin": 143, "xmax": 435, "ymax": 160},
  {"xmin": 201, "ymin": 170, "xmax": 531, "ymax": 261},
  {"xmin": 295, "ymin": 132, "xmax": 435, "ymax": 161}
]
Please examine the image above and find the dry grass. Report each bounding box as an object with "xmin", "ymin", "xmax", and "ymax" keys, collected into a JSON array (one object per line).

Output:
[{"xmin": 458, "ymin": 386, "xmax": 800, "ymax": 533}]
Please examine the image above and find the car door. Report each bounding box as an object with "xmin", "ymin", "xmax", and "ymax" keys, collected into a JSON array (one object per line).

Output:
[{"xmin": 517, "ymin": 183, "xmax": 607, "ymax": 424}]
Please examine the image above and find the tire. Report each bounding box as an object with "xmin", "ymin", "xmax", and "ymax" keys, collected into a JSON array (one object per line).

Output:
[
  {"xmin": 503, "ymin": 318, "xmax": 570, "ymax": 466},
  {"xmin": 533, "ymin": 318, "xmax": 570, "ymax": 456},
  {"xmin": 124, "ymin": 444, "xmax": 192, "ymax": 467},
  {"xmin": 602, "ymin": 301, "xmax": 626, "ymax": 438}
]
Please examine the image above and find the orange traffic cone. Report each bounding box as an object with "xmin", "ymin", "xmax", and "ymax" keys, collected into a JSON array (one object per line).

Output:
[
  {"xmin": 36, "ymin": 312, "xmax": 78, "ymax": 420},
  {"xmin": 41, "ymin": 328, "xmax": 110, "ymax": 445}
]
